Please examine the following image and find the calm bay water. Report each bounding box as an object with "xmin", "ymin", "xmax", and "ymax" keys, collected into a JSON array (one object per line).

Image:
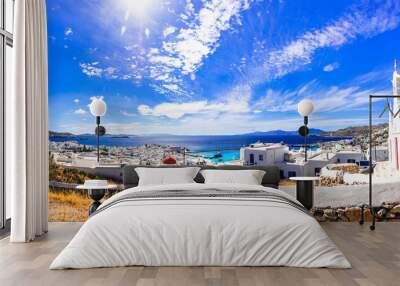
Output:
[{"xmin": 50, "ymin": 134, "xmax": 348, "ymax": 163}]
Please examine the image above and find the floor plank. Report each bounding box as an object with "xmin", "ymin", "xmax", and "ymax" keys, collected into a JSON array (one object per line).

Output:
[{"xmin": 0, "ymin": 222, "xmax": 399, "ymax": 286}]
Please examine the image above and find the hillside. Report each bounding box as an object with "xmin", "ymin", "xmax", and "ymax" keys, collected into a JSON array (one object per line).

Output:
[
  {"xmin": 319, "ymin": 123, "xmax": 388, "ymax": 137},
  {"xmin": 244, "ymin": 128, "xmax": 324, "ymax": 136},
  {"xmin": 49, "ymin": 131, "xmax": 76, "ymax": 138}
]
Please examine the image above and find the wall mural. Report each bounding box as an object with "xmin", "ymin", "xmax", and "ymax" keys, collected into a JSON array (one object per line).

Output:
[{"xmin": 47, "ymin": 0, "xmax": 400, "ymax": 222}]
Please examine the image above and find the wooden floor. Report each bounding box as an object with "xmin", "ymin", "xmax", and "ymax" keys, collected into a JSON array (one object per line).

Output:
[{"xmin": 0, "ymin": 222, "xmax": 399, "ymax": 286}]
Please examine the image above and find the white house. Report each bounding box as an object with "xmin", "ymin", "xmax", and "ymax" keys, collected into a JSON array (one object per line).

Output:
[
  {"xmin": 333, "ymin": 151, "xmax": 364, "ymax": 164},
  {"xmin": 241, "ymin": 143, "xmax": 364, "ymax": 178},
  {"xmin": 240, "ymin": 143, "xmax": 288, "ymax": 166}
]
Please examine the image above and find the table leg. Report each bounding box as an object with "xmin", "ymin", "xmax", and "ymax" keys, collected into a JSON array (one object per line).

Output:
[
  {"xmin": 89, "ymin": 201, "xmax": 102, "ymax": 215},
  {"xmin": 88, "ymin": 189, "xmax": 105, "ymax": 215},
  {"xmin": 296, "ymin": 180, "xmax": 314, "ymax": 210}
]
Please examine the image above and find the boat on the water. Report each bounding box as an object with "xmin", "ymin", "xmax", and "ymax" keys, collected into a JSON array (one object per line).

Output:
[{"xmin": 211, "ymin": 152, "xmax": 222, "ymax": 159}]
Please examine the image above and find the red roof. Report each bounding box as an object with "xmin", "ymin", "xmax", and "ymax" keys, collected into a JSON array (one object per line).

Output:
[{"xmin": 162, "ymin": 156, "xmax": 177, "ymax": 165}]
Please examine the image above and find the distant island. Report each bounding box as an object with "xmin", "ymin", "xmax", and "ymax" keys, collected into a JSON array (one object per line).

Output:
[
  {"xmin": 48, "ymin": 131, "xmax": 76, "ymax": 138},
  {"xmin": 48, "ymin": 124, "xmax": 388, "ymax": 138},
  {"xmin": 49, "ymin": 131, "xmax": 134, "ymax": 138},
  {"xmin": 49, "ymin": 129, "xmax": 325, "ymax": 138},
  {"xmin": 243, "ymin": 129, "xmax": 324, "ymax": 136}
]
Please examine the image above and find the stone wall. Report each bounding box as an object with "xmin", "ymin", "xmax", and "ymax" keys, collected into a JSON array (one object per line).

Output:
[
  {"xmin": 311, "ymin": 202, "xmax": 400, "ymax": 222},
  {"xmin": 319, "ymin": 163, "xmax": 368, "ymax": 187}
]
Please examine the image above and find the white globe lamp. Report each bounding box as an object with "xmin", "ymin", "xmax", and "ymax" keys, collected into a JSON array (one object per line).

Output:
[
  {"xmin": 297, "ymin": 99, "xmax": 315, "ymax": 162},
  {"xmin": 298, "ymin": 99, "xmax": 314, "ymax": 117},
  {"xmin": 89, "ymin": 97, "xmax": 107, "ymax": 163},
  {"xmin": 90, "ymin": 98, "xmax": 107, "ymax": 117}
]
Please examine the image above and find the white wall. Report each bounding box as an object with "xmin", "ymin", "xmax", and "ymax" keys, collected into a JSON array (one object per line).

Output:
[
  {"xmin": 276, "ymin": 163, "xmax": 305, "ymax": 178},
  {"xmin": 334, "ymin": 152, "xmax": 363, "ymax": 164},
  {"xmin": 242, "ymin": 146, "xmax": 287, "ymax": 166},
  {"xmin": 369, "ymin": 148, "xmax": 388, "ymax": 162}
]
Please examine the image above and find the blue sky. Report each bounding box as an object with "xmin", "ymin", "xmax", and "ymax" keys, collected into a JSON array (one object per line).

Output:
[{"xmin": 47, "ymin": 0, "xmax": 400, "ymax": 135}]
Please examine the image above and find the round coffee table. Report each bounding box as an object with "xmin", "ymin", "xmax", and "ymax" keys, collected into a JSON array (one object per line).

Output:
[
  {"xmin": 76, "ymin": 184, "xmax": 118, "ymax": 215},
  {"xmin": 289, "ymin": 177, "xmax": 319, "ymax": 210}
]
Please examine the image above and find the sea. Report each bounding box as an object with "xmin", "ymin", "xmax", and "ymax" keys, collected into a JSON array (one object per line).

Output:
[{"xmin": 49, "ymin": 134, "xmax": 348, "ymax": 163}]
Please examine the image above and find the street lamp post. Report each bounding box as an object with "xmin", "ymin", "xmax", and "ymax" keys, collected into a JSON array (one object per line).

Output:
[
  {"xmin": 89, "ymin": 97, "xmax": 107, "ymax": 163},
  {"xmin": 297, "ymin": 99, "xmax": 315, "ymax": 162}
]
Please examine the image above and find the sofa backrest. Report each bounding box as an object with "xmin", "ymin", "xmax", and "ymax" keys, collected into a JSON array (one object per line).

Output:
[{"xmin": 122, "ymin": 165, "xmax": 281, "ymax": 189}]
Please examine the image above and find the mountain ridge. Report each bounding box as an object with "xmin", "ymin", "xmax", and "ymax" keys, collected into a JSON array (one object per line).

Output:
[
  {"xmin": 49, "ymin": 128, "xmax": 326, "ymax": 137},
  {"xmin": 319, "ymin": 123, "xmax": 388, "ymax": 137},
  {"xmin": 243, "ymin": 128, "xmax": 325, "ymax": 136}
]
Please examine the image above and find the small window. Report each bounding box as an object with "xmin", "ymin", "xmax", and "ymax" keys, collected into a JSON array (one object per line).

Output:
[
  {"xmin": 315, "ymin": 168, "xmax": 321, "ymax": 176},
  {"xmin": 347, "ymin": 159, "xmax": 356, "ymax": 163},
  {"xmin": 259, "ymin": 154, "xmax": 263, "ymax": 161},
  {"xmin": 288, "ymin": 171, "xmax": 297, "ymax": 178}
]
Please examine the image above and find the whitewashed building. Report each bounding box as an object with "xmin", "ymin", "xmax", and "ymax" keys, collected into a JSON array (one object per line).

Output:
[
  {"xmin": 388, "ymin": 60, "xmax": 400, "ymax": 171},
  {"xmin": 240, "ymin": 143, "xmax": 288, "ymax": 166},
  {"xmin": 241, "ymin": 143, "xmax": 364, "ymax": 178},
  {"xmin": 333, "ymin": 151, "xmax": 364, "ymax": 164}
]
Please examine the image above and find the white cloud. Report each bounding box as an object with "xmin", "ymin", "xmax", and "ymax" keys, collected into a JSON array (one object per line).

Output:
[
  {"xmin": 75, "ymin": 0, "xmax": 400, "ymax": 100},
  {"xmin": 163, "ymin": 26, "xmax": 176, "ymax": 37},
  {"xmin": 105, "ymin": 67, "xmax": 116, "ymax": 75},
  {"xmin": 64, "ymin": 27, "xmax": 73, "ymax": 36},
  {"xmin": 255, "ymin": 88, "xmax": 298, "ymax": 113},
  {"xmin": 148, "ymin": 55, "xmax": 182, "ymax": 68},
  {"xmin": 121, "ymin": 75, "xmax": 131, "ymax": 80},
  {"xmin": 80, "ymin": 63, "xmax": 103, "ymax": 77},
  {"xmin": 138, "ymin": 101, "xmax": 217, "ymax": 119},
  {"xmin": 58, "ymin": 112, "xmax": 384, "ymax": 135},
  {"xmin": 73, "ymin": 99, "xmax": 80, "ymax": 103},
  {"xmin": 255, "ymin": 74, "xmax": 390, "ymax": 114},
  {"xmin": 183, "ymin": 0, "xmax": 195, "ymax": 18},
  {"xmin": 89, "ymin": 96, "xmax": 104, "ymax": 102},
  {"xmin": 161, "ymin": 0, "xmax": 252, "ymax": 74},
  {"xmin": 138, "ymin": 84, "xmax": 251, "ymax": 119},
  {"xmin": 248, "ymin": 0, "xmax": 400, "ymax": 84},
  {"xmin": 79, "ymin": 63, "xmax": 131, "ymax": 80},
  {"xmin": 59, "ymin": 77, "xmax": 387, "ymax": 135},
  {"xmin": 145, "ymin": 28, "xmax": 151, "ymax": 38},
  {"xmin": 111, "ymin": 112, "xmax": 298, "ymax": 135},
  {"xmin": 74, "ymin": 108, "xmax": 87, "ymax": 115},
  {"xmin": 162, "ymin": 84, "xmax": 180, "ymax": 92},
  {"xmin": 147, "ymin": 0, "xmax": 254, "ymax": 95},
  {"xmin": 121, "ymin": 110, "xmax": 136, "ymax": 117},
  {"xmin": 323, "ymin": 62, "xmax": 340, "ymax": 72},
  {"xmin": 120, "ymin": 25, "xmax": 127, "ymax": 36},
  {"xmin": 148, "ymin": 48, "xmax": 159, "ymax": 55}
]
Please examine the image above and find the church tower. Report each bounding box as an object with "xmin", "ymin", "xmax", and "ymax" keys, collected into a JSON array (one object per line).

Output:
[{"xmin": 389, "ymin": 60, "xmax": 400, "ymax": 170}]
